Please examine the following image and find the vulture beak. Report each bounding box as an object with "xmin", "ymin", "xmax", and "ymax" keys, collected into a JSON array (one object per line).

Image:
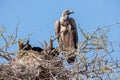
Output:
[{"xmin": 68, "ymin": 11, "xmax": 74, "ymax": 14}]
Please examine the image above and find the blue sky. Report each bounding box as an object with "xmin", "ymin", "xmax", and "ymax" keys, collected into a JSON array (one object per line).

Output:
[{"xmin": 0, "ymin": 0, "xmax": 120, "ymax": 62}]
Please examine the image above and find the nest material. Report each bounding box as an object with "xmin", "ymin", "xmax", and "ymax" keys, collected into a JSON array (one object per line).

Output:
[{"xmin": 0, "ymin": 49, "xmax": 71, "ymax": 80}]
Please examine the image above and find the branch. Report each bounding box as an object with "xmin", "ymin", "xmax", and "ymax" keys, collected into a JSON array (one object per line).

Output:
[{"xmin": 0, "ymin": 52, "xmax": 13, "ymax": 61}]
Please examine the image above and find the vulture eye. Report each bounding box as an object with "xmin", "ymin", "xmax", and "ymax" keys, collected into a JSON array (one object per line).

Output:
[
  {"xmin": 66, "ymin": 10, "xmax": 69, "ymax": 12},
  {"xmin": 66, "ymin": 10, "xmax": 70, "ymax": 13}
]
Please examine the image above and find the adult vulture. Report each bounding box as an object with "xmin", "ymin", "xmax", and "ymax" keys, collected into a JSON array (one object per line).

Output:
[{"xmin": 54, "ymin": 10, "xmax": 78, "ymax": 50}]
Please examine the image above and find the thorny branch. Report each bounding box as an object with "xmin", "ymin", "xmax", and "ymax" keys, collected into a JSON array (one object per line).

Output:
[
  {"xmin": 0, "ymin": 24, "xmax": 19, "ymax": 61},
  {"xmin": 0, "ymin": 23, "xmax": 120, "ymax": 80},
  {"xmin": 69, "ymin": 24, "xmax": 120, "ymax": 79}
]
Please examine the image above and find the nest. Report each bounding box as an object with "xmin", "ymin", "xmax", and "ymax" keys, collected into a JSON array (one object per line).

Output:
[{"xmin": 0, "ymin": 48, "xmax": 72, "ymax": 80}]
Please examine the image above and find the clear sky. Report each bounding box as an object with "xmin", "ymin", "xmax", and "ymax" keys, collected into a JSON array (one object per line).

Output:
[{"xmin": 0, "ymin": 0, "xmax": 120, "ymax": 63}]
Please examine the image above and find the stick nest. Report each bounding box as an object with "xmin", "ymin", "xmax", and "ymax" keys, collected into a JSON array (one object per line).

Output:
[{"xmin": 0, "ymin": 49, "xmax": 70, "ymax": 80}]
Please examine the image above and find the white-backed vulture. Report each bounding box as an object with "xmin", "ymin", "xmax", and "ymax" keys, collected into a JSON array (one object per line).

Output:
[{"xmin": 54, "ymin": 10, "xmax": 78, "ymax": 50}]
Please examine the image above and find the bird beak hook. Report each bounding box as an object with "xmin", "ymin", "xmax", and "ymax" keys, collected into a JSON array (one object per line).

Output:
[
  {"xmin": 69, "ymin": 11, "xmax": 74, "ymax": 14},
  {"xmin": 71, "ymin": 11, "xmax": 74, "ymax": 13}
]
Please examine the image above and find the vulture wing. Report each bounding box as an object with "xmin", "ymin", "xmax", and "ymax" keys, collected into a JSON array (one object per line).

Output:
[
  {"xmin": 54, "ymin": 20, "xmax": 61, "ymax": 45},
  {"xmin": 69, "ymin": 18, "xmax": 78, "ymax": 48}
]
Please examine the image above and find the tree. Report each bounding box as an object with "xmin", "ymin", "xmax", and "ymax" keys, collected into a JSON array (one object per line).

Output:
[{"xmin": 0, "ymin": 23, "xmax": 120, "ymax": 80}]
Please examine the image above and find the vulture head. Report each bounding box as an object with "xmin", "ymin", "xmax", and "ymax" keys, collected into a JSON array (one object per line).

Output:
[{"xmin": 62, "ymin": 10, "xmax": 74, "ymax": 20}]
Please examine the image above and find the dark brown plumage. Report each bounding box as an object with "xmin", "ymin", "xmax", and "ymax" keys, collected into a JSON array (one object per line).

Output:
[
  {"xmin": 18, "ymin": 39, "xmax": 43, "ymax": 52},
  {"xmin": 18, "ymin": 39, "xmax": 32, "ymax": 51},
  {"xmin": 32, "ymin": 47, "xmax": 43, "ymax": 52}
]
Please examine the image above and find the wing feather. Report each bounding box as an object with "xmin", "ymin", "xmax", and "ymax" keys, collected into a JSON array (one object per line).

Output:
[
  {"xmin": 54, "ymin": 20, "xmax": 61, "ymax": 43},
  {"xmin": 69, "ymin": 18, "xmax": 78, "ymax": 44}
]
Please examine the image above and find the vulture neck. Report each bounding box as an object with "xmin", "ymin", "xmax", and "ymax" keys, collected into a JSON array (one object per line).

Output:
[
  {"xmin": 61, "ymin": 13, "xmax": 69, "ymax": 21},
  {"xmin": 60, "ymin": 15, "xmax": 70, "ymax": 26}
]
